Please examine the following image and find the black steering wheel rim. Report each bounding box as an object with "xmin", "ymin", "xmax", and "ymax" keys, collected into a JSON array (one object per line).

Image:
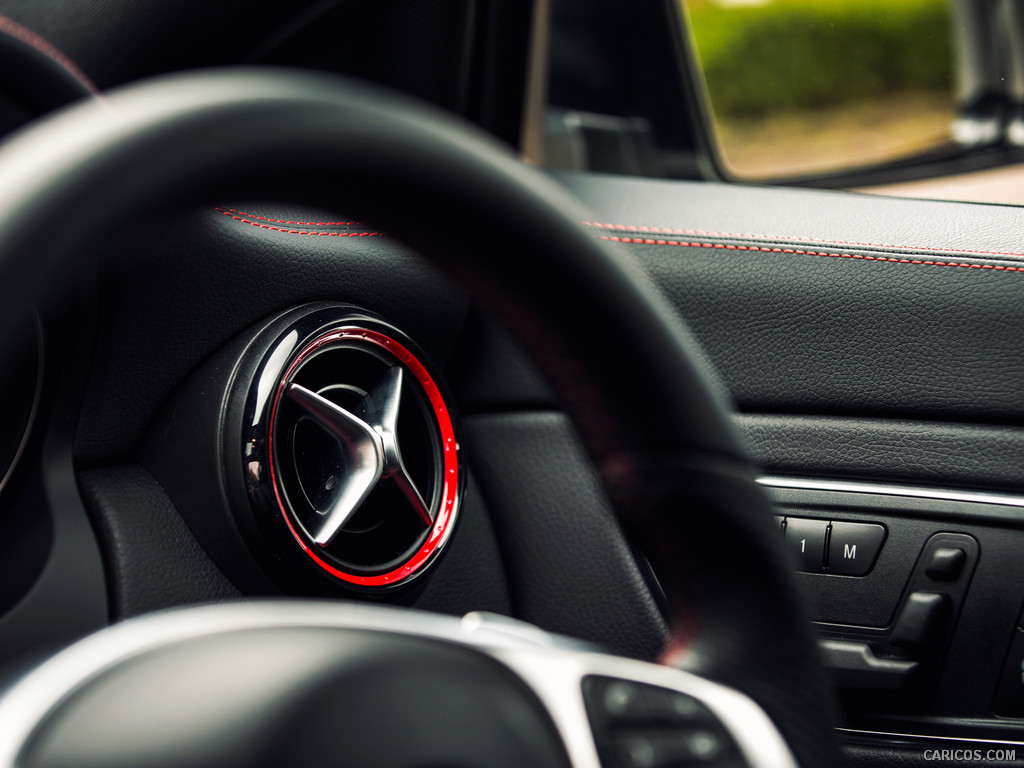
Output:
[{"xmin": 0, "ymin": 67, "xmax": 840, "ymax": 766}]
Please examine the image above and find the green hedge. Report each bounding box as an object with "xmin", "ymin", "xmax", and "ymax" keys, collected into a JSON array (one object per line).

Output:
[{"xmin": 686, "ymin": 0, "xmax": 953, "ymax": 118}]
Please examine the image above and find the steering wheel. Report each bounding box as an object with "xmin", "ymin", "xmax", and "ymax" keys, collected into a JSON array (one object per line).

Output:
[{"xmin": 0, "ymin": 70, "xmax": 839, "ymax": 768}]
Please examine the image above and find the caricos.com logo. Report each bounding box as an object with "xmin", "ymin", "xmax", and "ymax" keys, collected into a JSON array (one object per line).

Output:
[{"xmin": 923, "ymin": 749, "xmax": 1016, "ymax": 762}]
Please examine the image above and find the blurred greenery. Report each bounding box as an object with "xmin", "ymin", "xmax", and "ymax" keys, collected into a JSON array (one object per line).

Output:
[{"xmin": 685, "ymin": 0, "xmax": 954, "ymax": 119}]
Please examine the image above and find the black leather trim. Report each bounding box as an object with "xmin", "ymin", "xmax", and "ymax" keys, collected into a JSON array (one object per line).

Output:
[
  {"xmin": 589, "ymin": 226, "xmax": 1024, "ymax": 270},
  {"xmin": 73, "ymin": 207, "xmax": 470, "ymax": 465},
  {"xmin": 557, "ymin": 173, "xmax": 1024, "ymax": 425},
  {"xmin": 454, "ymin": 318, "xmax": 1024, "ymax": 493},
  {"xmin": 212, "ymin": 203, "xmax": 381, "ymax": 235},
  {"xmin": 77, "ymin": 465, "xmax": 241, "ymax": 619},
  {"xmin": 557, "ymin": 171, "xmax": 1024, "ymax": 259},
  {"xmin": 463, "ymin": 411, "xmax": 669, "ymax": 661},
  {"xmin": 738, "ymin": 414, "xmax": 1024, "ymax": 492}
]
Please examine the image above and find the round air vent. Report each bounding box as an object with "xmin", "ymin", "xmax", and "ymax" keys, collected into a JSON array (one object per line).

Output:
[{"xmin": 239, "ymin": 306, "xmax": 462, "ymax": 591}]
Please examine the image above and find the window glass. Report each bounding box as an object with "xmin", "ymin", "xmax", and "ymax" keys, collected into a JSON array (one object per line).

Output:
[{"xmin": 684, "ymin": 0, "xmax": 956, "ymax": 179}]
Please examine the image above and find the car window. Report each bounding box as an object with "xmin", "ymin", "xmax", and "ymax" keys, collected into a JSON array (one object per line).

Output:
[{"xmin": 683, "ymin": 0, "xmax": 957, "ymax": 180}]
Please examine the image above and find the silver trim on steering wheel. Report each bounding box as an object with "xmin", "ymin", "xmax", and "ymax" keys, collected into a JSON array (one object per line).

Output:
[{"xmin": 0, "ymin": 602, "xmax": 798, "ymax": 768}]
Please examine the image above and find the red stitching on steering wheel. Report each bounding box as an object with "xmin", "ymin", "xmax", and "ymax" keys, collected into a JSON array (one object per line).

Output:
[{"xmin": 0, "ymin": 14, "xmax": 97, "ymax": 93}]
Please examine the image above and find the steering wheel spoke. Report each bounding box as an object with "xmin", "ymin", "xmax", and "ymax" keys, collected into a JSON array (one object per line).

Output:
[{"xmin": 284, "ymin": 382, "xmax": 384, "ymax": 545}]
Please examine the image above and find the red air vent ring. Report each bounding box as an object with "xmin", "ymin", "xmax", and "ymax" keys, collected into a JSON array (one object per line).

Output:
[{"xmin": 267, "ymin": 326, "xmax": 460, "ymax": 588}]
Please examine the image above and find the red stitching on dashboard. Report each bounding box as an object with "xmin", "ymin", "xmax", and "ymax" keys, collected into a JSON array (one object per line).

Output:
[
  {"xmin": 0, "ymin": 14, "xmax": 98, "ymax": 93},
  {"xmin": 217, "ymin": 210, "xmax": 382, "ymax": 237},
  {"xmin": 596, "ymin": 235, "xmax": 1024, "ymax": 272},
  {"xmin": 216, "ymin": 207, "xmax": 361, "ymax": 227},
  {"xmin": 583, "ymin": 221, "xmax": 1024, "ymax": 262}
]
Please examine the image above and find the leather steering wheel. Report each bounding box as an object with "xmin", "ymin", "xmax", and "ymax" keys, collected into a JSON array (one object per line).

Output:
[{"xmin": 0, "ymin": 69, "xmax": 840, "ymax": 767}]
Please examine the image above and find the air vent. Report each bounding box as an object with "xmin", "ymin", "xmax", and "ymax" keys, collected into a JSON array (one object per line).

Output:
[{"xmin": 239, "ymin": 307, "xmax": 462, "ymax": 591}]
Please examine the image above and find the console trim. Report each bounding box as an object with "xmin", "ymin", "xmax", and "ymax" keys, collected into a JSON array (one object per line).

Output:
[
  {"xmin": 758, "ymin": 476, "xmax": 1024, "ymax": 509},
  {"xmin": 839, "ymin": 727, "xmax": 1024, "ymax": 748}
]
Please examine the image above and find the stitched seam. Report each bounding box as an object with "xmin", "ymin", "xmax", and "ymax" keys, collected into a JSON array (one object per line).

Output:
[
  {"xmin": 0, "ymin": 14, "xmax": 98, "ymax": 93},
  {"xmin": 216, "ymin": 207, "xmax": 361, "ymax": 227},
  {"xmin": 583, "ymin": 221, "xmax": 1024, "ymax": 262},
  {"xmin": 218, "ymin": 210, "xmax": 383, "ymax": 237},
  {"xmin": 596, "ymin": 235, "xmax": 1024, "ymax": 273}
]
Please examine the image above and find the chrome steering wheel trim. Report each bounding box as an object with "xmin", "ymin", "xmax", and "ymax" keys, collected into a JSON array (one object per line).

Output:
[{"xmin": 0, "ymin": 602, "xmax": 798, "ymax": 768}]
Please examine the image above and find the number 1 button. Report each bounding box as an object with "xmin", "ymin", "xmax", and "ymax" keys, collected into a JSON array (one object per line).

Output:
[{"xmin": 784, "ymin": 518, "xmax": 828, "ymax": 573}]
